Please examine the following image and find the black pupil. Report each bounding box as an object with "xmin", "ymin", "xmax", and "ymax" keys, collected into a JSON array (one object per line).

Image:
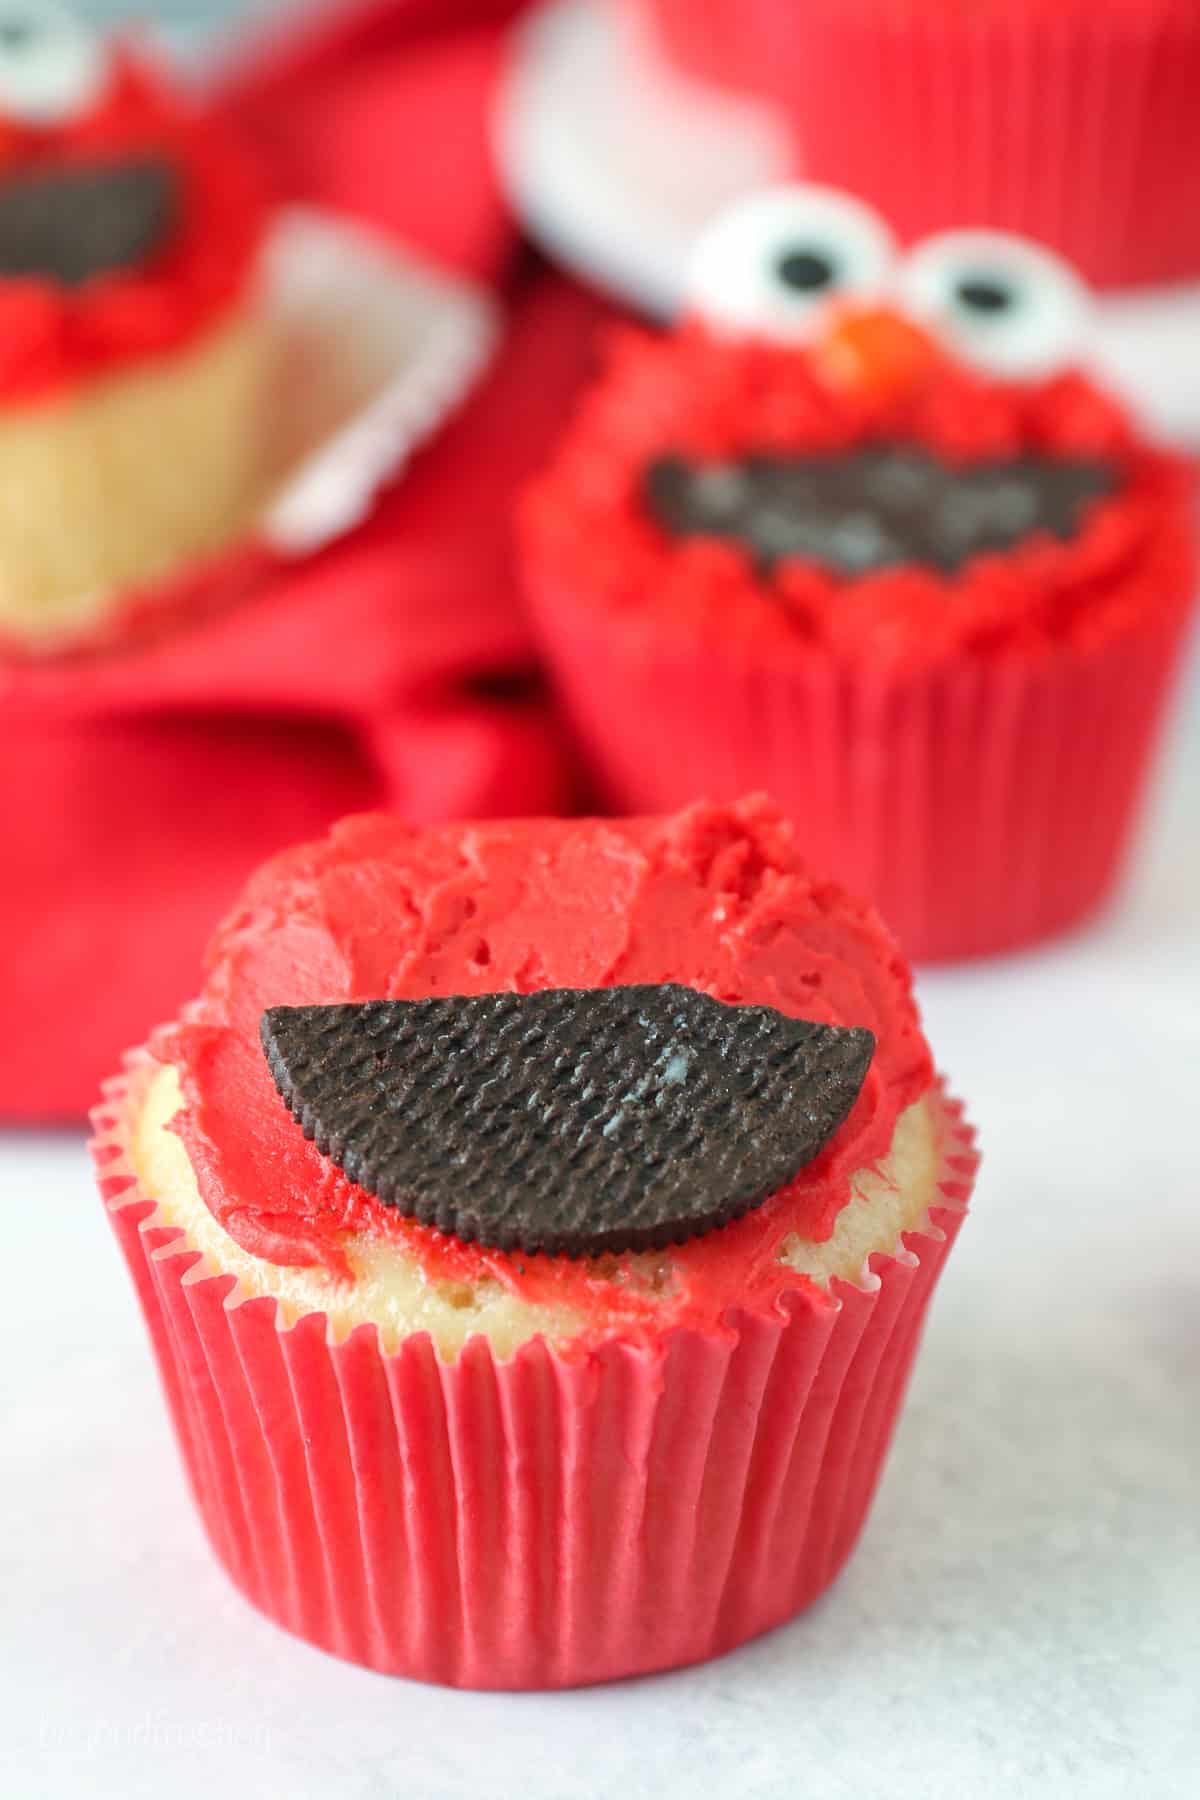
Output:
[
  {"xmin": 0, "ymin": 18, "xmax": 35, "ymax": 50},
  {"xmin": 956, "ymin": 276, "xmax": 1016, "ymax": 314},
  {"xmin": 775, "ymin": 247, "xmax": 837, "ymax": 294}
]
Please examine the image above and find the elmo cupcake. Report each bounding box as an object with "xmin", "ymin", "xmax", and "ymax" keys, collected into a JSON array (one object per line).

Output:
[
  {"xmin": 522, "ymin": 185, "xmax": 1197, "ymax": 961},
  {"xmin": 0, "ymin": 3, "xmax": 270, "ymax": 648},
  {"xmin": 94, "ymin": 797, "xmax": 976, "ymax": 1688}
]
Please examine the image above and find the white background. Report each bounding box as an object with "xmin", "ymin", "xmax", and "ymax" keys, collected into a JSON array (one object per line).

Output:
[{"xmin": 3, "ymin": 637, "xmax": 1198, "ymax": 1800}]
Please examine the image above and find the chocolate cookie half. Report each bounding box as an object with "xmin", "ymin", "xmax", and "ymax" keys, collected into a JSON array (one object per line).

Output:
[
  {"xmin": 644, "ymin": 445, "xmax": 1116, "ymax": 577},
  {"xmin": 261, "ymin": 986, "xmax": 875, "ymax": 1257},
  {"xmin": 0, "ymin": 155, "xmax": 178, "ymax": 287}
]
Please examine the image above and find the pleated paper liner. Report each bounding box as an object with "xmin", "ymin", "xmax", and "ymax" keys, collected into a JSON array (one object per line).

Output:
[
  {"xmin": 94, "ymin": 1058, "xmax": 975, "ymax": 1690},
  {"xmin": 735, "ymin": 0, "xmax": 1200, "ymax": 290},
  {"xmin": 527, "ymin": 569, "xmax": 1196, "ymax": 963}
]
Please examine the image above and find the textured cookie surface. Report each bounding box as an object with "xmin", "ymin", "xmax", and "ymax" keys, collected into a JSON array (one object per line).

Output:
[
  {"xmin": 0, "ymin": 156, "xmax": 178, "ymax": 287},
  {"xmin": 644, "ymin": 446, "xmax": 1116, "ymax": 577},
  {"xmin": 261, "ymin": 986, "xmax": 875, "ymax": 1257}
]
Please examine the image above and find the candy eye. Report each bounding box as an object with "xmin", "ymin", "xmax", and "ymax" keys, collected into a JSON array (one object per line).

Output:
[
  {"xmin": 684, "ymin": 185, "xmax": 896, "ymax": 343},
  {"xmin": 896, "ymin": 230, "xmax": 1092, "ymax": 379},
  {"xmin": 0, "ymin": 3, "xmax": 106, "ymax": 127}
]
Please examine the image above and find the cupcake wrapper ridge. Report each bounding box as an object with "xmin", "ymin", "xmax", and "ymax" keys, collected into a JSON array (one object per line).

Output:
[
  {"xmin": 528, "ymin": 575, "xmax": 1195, "ymax": 962},
  {"xmin": 94, "ymin": 1059, "xmax": 975, "ymax": 1690},
  {"xmin": 742, "ymin": 0, "xmax": 1200, "ymax": 290}
]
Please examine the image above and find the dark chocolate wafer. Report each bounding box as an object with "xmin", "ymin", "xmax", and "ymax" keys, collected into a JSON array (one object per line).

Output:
[
  {"xmin": 0, "ymin": 155, "xmax": 178, "ymax": 287},
  {"xmin": 261, "ymin": 986, "xmax": 875, "ymax": 1258},
  {"xmin": 644, "ymin": 444, "xmax": 1116, "ymax": 578}
]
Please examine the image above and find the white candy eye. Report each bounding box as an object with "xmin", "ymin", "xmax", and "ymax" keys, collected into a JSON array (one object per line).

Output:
[
  {"xmin": 0, "ymin": 3, "xmax": 106, "ymax": 126},
  {"xmin": 684, "ymin": 185, "xmax": 897, "ymax": 343},
  {"xmin": 896, "ymin": 229, "xmax": 1092, "ymax": 380}
]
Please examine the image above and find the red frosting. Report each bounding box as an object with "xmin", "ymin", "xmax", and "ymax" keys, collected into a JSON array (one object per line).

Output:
[
  {"xmin": 0, "ymin": 50, "xmax": 269, "ymax": 401},
  {"xmin": 523, "ymin": 323, "xmax": 1196, "ymax": 670},
  {"xmin": 154, "ymin": 799, "xmax": 935, "ymax": 1340}
]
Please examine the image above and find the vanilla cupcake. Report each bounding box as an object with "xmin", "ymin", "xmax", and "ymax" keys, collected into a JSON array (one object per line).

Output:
[
  {"xmin": 95, "ymin": 798, "xmax": 977, "ymax": 1688},
  {"xmin": 522, "ymin": 187, "xmax": 1197, "ymax": 960},
  {"xmin": 0, "ymin": 5, "xmax": 268, "ymax": 648}
]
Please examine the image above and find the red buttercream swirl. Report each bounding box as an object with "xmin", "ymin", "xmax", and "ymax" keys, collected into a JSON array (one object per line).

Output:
[
  {"xmin": 153, "ymin": 799, "xmax": 935, "ymax": 1337},
  {"xmin": 0, "ymin": 50, "xmax": 270, "ymax": 401},
  {"xmin": 523, "ymin": 323, "xmax": 1195, "ymax": 669}
]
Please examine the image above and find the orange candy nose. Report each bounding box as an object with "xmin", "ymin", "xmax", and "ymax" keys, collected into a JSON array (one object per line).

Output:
[{"xmin": 817, "ymin": 306, "xmax": 944, "ymax": 401}]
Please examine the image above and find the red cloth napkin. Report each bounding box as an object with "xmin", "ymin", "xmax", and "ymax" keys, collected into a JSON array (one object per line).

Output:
[{"xmin": 213, "ymin": 0, "xmax": 531, "ymax": 281}]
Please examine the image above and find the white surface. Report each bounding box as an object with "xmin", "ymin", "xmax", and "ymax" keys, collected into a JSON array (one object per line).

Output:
[
  {"xmin": 2, "ymin": 646, "xmax": 1198, "ymax": 1798},
  {"xmin": 497, "ymin": 0, "xmax": 1200, "ymax": 446}
]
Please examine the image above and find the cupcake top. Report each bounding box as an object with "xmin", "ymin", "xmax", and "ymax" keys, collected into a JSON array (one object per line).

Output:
[
  {"xmin": 152, "ymin": 798, "xmax": 935, "ymax": 1339},
  {"xmin": 0, "ymin": 3, "xmax": 268, "ymax": 401},
  {"xmin": 525, "ymin": 186, "xmax": 1194, "ymax": 669}
]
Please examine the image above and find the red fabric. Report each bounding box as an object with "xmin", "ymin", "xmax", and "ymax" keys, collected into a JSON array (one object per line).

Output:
[
  {"xmin": 0, "ymin": 3, "xmax": 619, "ymax": 1120},
  {"xmin": 211, "ymin": 0, "xmax": 532, "ymax": 282}
]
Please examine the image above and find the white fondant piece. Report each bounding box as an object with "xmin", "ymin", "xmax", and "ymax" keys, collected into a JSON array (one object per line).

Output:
[
  {"xmin": 685, "ymin": 185, "xmax": 896, "ymax": 343},
  {"xmin": 896, "ymin": 228, "xmax": 1093, "ymax": 381}
]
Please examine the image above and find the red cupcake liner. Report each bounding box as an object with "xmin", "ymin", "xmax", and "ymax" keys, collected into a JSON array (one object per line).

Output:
[
  {"xmin": 527, "ymin": 572, "xmax": 1196, "ymax": 962},
  {"xmin": 705, "ymin": 0, "xmax": 1200, "ymax": 290},
  {"xmin": 93, "ymin": 1057, "xmax": 975, "ymax": 1690}
]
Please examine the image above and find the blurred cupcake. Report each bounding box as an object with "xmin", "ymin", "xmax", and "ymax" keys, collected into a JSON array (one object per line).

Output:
[
  {"xmin": 0, "ymin": 4, "xmax": 271, "ymax": 648},
  {"xmin": 94, "ymin": 798, "xmax": 976, "ymax": 1689},
  {"xmin": 633, "ymin": 0, "xmax": 1200, "ymax": 290},
  {"xmin": 523, "ymin": 186, "xmax": 1197, "ymax": 962}
]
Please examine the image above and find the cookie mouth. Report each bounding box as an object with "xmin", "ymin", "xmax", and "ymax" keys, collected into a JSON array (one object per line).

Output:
[
  {"xmin": 0, "ymin": 153, "xmax": 178, "ymax": 287},
  {"xmin": 643, "ymin": 444, "xmax": 1118, "ymax": 578},
  {"xmin": 260, "ymin": 987, "xmax": 875, "ymax": 1259}
]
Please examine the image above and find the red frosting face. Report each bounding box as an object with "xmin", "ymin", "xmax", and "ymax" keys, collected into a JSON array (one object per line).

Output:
[
  {"xmin": 523, "ymin": 322, "xmax": 1194, "ymax": 669},
  {"xmin": 154, "ymin": 800, "xmax": 935, "ymax": 1338},
  {"xmin": 0, "ymin": 42, "xmax": 268, "ymax": 399}
]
